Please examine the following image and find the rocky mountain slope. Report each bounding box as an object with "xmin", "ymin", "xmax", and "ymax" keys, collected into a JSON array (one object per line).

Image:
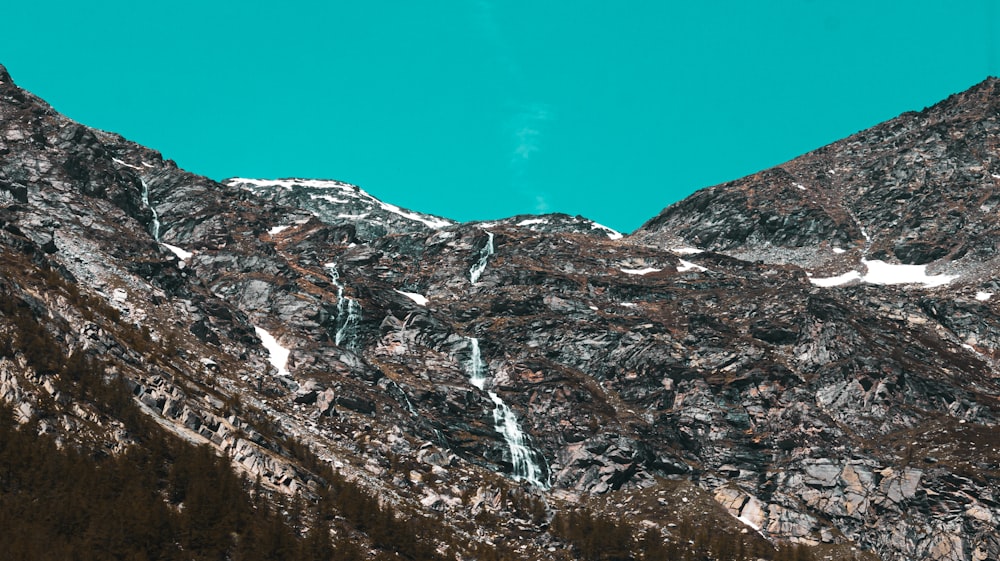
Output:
[
  {"xmin": 1, "ymin": 62, "xmax": 999, "ymax": 561},
  {"xmin": 636, "ymin": 78, "xmax": 1000, "ymax": 278}
]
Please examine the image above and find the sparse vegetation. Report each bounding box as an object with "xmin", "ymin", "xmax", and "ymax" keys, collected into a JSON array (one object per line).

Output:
[
  {"xmin": 0, "ymin": 268, "xmax": 456, "ymax": 560},
  {"xmin": 551, "ymin": 508, "xmax": 817, "ymax": 561}
]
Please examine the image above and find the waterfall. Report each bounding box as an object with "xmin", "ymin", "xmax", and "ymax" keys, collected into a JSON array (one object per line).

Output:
[
  {"xmin": 326, "ymin": 264, "xmax": 362, "ymax": 349},
  {"xmin": 465, "ymin": 337, "xmax": 549, "ymax": 488},
  {"xmin": 468, "ymin": 338, "xmax": 488, "ymax": 390},
  {"xmin": 488, "ymin": 395, "xmax": 548, "ymax": 488},
  {"xmin": 140, "ymin": 178, "xmax": 161, "ymax": 241},
  {"xmin": 335, "ymin": 299, "xmax": 362, "ymax": 348},
  {"xmin": 469, "ymin": 231, "xmax": 494, "ymax": 284}
]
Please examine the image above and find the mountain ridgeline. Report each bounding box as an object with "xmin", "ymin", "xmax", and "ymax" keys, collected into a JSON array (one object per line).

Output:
[{"xmin": 1, "ymin": 62, "xmax": 999, "ymax": 561}]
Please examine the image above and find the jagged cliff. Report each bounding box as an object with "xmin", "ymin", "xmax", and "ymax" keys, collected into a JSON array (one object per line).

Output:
[{"xmin": 1, "ymin": 63, "xmax": 999, "ymax": 561}]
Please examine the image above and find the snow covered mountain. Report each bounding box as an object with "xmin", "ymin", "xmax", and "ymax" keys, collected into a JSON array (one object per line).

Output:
[{"xmin": 1, "ymin": 61, "xmax": 1000, "ymax": 561}]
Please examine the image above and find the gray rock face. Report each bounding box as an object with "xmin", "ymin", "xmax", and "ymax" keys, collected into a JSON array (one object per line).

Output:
[{"xmin": 1, "ymin": 63, "xmax": 1000, "ymax": 561}]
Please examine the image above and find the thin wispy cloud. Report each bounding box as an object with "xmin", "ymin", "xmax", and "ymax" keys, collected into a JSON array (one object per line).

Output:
[
  {"xmin": 471, "ymin": 0, "xmax": 555, "ymax": 211},
  {"xmin": 508, "ymin": 106, "xmax": 554, "ymax": 212},
  {"xmin": 509, "ymin": 103, "xmax": 552, "ymax": 173},
  {"xmin": 534, "ymin": 194, "xmax": 550, "ymax": 213}
]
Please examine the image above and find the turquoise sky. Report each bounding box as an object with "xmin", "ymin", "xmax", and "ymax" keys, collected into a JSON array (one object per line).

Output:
[{"xmin": 2, "ymin": 1, "xmax": 998, "ymax": 233}]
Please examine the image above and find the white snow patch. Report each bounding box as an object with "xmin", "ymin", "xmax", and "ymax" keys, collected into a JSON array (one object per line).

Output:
[
  {"xmin": 621, "ymin": 267, "xmax": 662, "ymax": 275},
  {"xmin": 396, "ymin": 290, "xmax": 429, "ymax": 306},
  {"xmin": 860, "ymin": 259, "xmax": 957, "ymax": 288},
  {"xmin": 229, "ymin": 178, "xmax": 355, "ymax": 190},
  {"xmin": 810, "ymin": 271, "xmax": 862, "ymax": 287},
  {"xmin": 268, "ymin": 225, "xmax": 291, "ymax": 235},
  {"xmin": 588, "ymin": 221, "xmax": 623, "ymax": 240},
  {"xmin": 111, "ymin": 157, "xmax": 142, "ymax": 171},
  {"xmin": 677, "ymin": 259, "xmax": 707, "ymax": 273},
  {"xmin": 725, "ymin": 509, "xmax": 769, "ymax": 540},
  {"xmin": 621, "ymin": 302, "xmax": 638, "ymax": 308},
  {"xmin": 376, "ymin": 200, "xmax": 451, "ymax": 229},
  {"xmin": 794, "ymin": 183, "xmax": 806, "ymax": 191},
  {"xmin": 976, "ymin": 291, "xmax": 994, "ymax": 301},
  {"xmin": 112, "ymin": 288, "xmax": 128, "ymax": 302},
  {"xmin": 738, "ymin": 514, "xmax": 764, "ymax": 534},
  {"xmin": 832, "ymin": 247, "xmax": 846, "ymax": 254},
  {"xmin": 308, "ymin": 194, "xmax": 350, "ymax": 204},
  {"xmin": 588, "ymin": 305, "xmax": 599, "ymax": 311},
  {"xmin": 811, "ymin": 260, "xmax": 957, "ymax": 288},
  {"xmin": 254, "ymin": 326, "xmax": 290, "ymax": 377},
  {"xmin": 992, "ymin": 173, "xmax": 1000, "ymax": 179},
  {"xmin": 672, "ymin": 247, "xmax": 704, "ymax": 255},
  {"xmin": 517, "ymin": 218, "xmax": 548, "ymax": 226},
  {"xmin": 161, "ymin": 243, "xmax": 193, "ymax": 261}
]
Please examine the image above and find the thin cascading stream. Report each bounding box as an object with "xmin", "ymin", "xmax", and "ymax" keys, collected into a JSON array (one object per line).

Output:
[
  {"xmin": 469, "ymin": 231, "xmax": 494, "ymax": 284},
  {"xmin": 336, "ymin": 299, "xmax": 362, "ymax": 348},
  {"xmin": 140, "ymin": 178, "xmax": 161, "ymax": 241},
  {"xmin": 465, "ymin": 337, "xmax": 549, "ymax": 488},
  {"xmin": 325, "ymin": 264, "xmax": 362, "ymax": 349},
  {"xmin": 388, "ymin": 380, "xmax": 418, "ymax": 416},
  {"xmin": 468, "ymin": 337, "xmax": 488, "ymax": 390}
]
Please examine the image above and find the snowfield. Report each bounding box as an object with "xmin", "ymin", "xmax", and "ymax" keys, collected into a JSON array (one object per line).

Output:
[
  {"xmin": 161, "ymin": 243, "xmax": 193, "ymax": 261},
  {"xmin": 621, "ymin": 267, "xmax": 662, "ymax": 275},
  {"xmin": 810, "ymin": 259, "xmax": 957, "ymax": 288},
  {"xmin": 396, "ymin": 290, "xmax": 429, "ymax": 306},
  {"xmin": 254, "ymin": 326, "xmax": 291, "ymax": 377}
]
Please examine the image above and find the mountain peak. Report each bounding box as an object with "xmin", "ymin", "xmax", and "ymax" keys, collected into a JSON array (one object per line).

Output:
[
  {"xmin": 918, "ymin": 74, "xmax": 1000, "ymax": 118},
  {"xmin": 635, "ymin": 75, "xmax": 1000, "ymax": 288}
]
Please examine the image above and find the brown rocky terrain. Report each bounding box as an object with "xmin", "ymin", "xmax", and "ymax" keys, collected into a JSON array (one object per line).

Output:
[{"xmin": 1, "ymin": 62, "xmax": 999, "ymax": 560}]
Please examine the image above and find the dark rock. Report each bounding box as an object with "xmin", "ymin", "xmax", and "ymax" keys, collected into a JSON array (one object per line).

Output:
[
  {"xmin": 750, "ymin": 321, "xmax": 798, "ymax": 345},
  {"xmin": 337, "ymin": 395, "xmax": 375, "ymax": 414},
  {"xmin": 189, "ymin": 319, "xmax": 220, "ymax": 345},
  {"xmin": 0, "ymin": 181, "xmax": 28, "ymax": 204}
]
